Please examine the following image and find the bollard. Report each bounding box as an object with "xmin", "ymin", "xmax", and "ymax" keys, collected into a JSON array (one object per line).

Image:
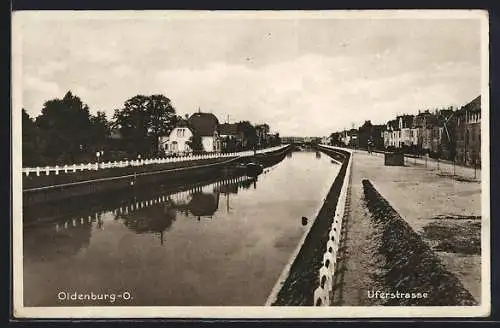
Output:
[
  {"xmin": 323, "ymin": 252, "xmax": 336, "ymax": 275},
  {"xmin": 320, "ymin": 265, "xmax": 333, "ymax": 292},
  {"xmin": 326, "ymin": 239, "xmax": 337, "ymax": 255},
  {"xmin": 313, "ymin": 285, "xmax": 329, "ymax": 306},
  {"xmin": 328, "ymin": 229, "xmax": 337, "ymax": 244},
  {"xmin": 331, "ymin": 226, "xmax": 340, "ymax": 241}
]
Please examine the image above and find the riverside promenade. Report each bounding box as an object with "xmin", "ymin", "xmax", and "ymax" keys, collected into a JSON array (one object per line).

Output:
[
  {"xmin": 22, "ymin": 145, "xmax": 290, "ymax": 206},
  {"xmin": 332, "ymin": 149, "xmax": 483, "ymax": 306}
]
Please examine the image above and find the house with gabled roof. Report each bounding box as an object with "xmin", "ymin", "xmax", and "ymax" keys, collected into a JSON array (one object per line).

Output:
[
  {"xmin": 187, "ymin": 111, "xmax": 221, "ymax": 153},
  {"xmin": 158, "ymin": 119, "xmax": 193, "ymax": 155}
]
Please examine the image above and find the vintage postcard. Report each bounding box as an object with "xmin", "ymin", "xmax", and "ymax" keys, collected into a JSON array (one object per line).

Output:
[{"xmin": 12, "ymin": 10, "xmax": 490, "ymax": 318}]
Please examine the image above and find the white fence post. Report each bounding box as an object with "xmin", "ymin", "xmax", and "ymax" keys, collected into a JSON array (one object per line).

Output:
[
  {"xmin": 55, "ymin": 165, "xmax": 59, "ymax": 175},
  {"xmin": 45, "ymin": 166, "xmax": 50, "ymax": 175}
]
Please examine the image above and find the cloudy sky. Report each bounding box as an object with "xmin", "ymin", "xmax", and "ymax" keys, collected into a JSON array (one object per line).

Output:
[{"xmin": 14, "ymin": 11, "xmax": 484, "ymax": 136}]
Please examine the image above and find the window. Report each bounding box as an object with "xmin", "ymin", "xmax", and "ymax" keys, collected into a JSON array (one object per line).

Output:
[{"xmin": 177, "ymin": 129, "xmax": 185, "ymax": 138}]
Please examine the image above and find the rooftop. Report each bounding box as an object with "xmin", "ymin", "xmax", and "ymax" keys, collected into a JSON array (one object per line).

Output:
[
  {"xmin": 460, "ymin": 95, "xmax": 481, "ymax": 113},
  {"xmin": 219, "ymin": 123, "xmax": 239, "ymax": 136},
  {"xmin": 188, "ymin": 112, "xmax": 219, "ymax": 136}
]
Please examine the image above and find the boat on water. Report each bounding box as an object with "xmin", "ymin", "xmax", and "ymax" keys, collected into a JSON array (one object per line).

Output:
[{"xmin": 245, "ymin": 162, "xmax": 264, "ymax": 176}]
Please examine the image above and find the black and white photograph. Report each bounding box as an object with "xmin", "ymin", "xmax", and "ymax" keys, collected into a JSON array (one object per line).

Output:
[{"xmin": 12, "ymin": 10, "xmax": 490, "ymax": 318}]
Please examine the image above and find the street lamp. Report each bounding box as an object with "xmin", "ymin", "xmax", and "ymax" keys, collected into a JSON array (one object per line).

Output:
[{"xmin": 96, "ymin": 151, "xmax": 101, "ymax": 169}]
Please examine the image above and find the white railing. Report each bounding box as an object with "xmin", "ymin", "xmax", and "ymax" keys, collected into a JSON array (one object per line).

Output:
[
  {"xmin": 22, "ymin": 145, "xmax": 289, "ymax": 177},
  {"xmin": 314, "ymin": 147, "xmax": 353, "ymax": 306}
]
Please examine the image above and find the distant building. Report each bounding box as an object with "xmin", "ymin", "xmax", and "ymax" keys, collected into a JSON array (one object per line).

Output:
[
  {"xmin": 340, "ymin": 129, "xmax": 358, "ymax": 147},
  {"xmin": 397, "ymin": 114, "xmax": 416, "ymax": 148},
  {"xmin": 357, "ymin": 120, "xmax": 384, "ymax": 150},
  {"xmin": 219, "ymin": 123, "xmax": 240, "ymax": 152},
  {"xmin": 384, "ymin": 119, "xmax": 399, "ymax": 149},
  {"xmin": 358, "ymin": 121, "xmax": 373, "ymax": 149},
  {"xmin": 255, "ymin": 124, "xmax": 271, "ymax": 147},
  {"xmin": 455, "ymin": 96, "xmax": 481, "ymax": 166},
  {"xmin": 281, "ymin": 136, "xmax": 305, "ymax": 144},
  {"xmin": 413, "ymin": 110, "xmax": 436, "ymax": 153},
  {"xmin": 372, "ymin": 124, "xmax": 385, "ymax": 150}
]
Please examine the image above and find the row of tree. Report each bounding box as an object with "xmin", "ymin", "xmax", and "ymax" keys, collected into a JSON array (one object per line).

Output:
[
  {"xmin": 22, "ymin": 92, "xmax": 112, "ymax": 166},
  {"xmin": 22, "ymin": 91, "xmax": 278, "ymax": 166},
  {"xmin": 22, "ymin": 91, "xmax": 185, "ymax": 166}
]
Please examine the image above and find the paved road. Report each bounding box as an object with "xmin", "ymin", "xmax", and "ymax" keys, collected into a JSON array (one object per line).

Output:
[
  {"xmin": 369, "ymin": 150, "xmax": 481, "ymax": 182},
  {"xmin": 334, "ymin": 150, "xmax": 482, "ymax": 305}
]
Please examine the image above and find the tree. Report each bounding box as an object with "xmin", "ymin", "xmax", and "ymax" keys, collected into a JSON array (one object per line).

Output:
[
  {"xmin": 186, "ymin": 134, "xmax": 204, "ymax": 153},
  {"xmin": 89, "ymin": 111, "xmax": 111, "ymax": 152},
  {"xmin": 113, "ymin": 94, "xmax": 177, "ymax": 156},
  {"xmin": 147, "ymin": 94, "xmax": 177, "ymax": 151},
  {"xmin": 22, "ymin": 109, "xmax": 44, "ymax": 166},
  {"xmin": 35, "ymin": 91, "xmax": 93, "ymax": 163},
  {"xmin": 274, "ymin": 133, "xmax": 281, "ymax": 146}
]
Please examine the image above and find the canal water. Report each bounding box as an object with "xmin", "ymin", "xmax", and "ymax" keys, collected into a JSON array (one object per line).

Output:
[{"xmin": 23, "ymin": 150, "xmax": 340, "ymax": 306}]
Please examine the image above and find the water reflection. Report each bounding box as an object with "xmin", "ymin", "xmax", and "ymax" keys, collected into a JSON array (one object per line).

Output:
[
  {"xmin": 121, "ymin": 203, "xmax": 177, "ymax": 245},
  {"xmin": 24, "ymin": 215, "xmax": 93, "ymax": 263},
  {"xmin": 25, "ymin": 175, "xmax": 260, "ymax": 251}
]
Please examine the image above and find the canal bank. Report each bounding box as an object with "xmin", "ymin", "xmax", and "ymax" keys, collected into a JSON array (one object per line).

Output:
[
  {"xmin": 268, "ymin": 145, "xmax": 351, "ymax": 306},
  {"xmin": 23, "ymin": 149, "xmax": 341, "ymax": 306},
  {"xmin": 22, "ymin": 145, "xmax": 291, "ymax": 207},
  {"xmin": 23, "ymin": 150, "xmax": 289, "ymax": 226}
]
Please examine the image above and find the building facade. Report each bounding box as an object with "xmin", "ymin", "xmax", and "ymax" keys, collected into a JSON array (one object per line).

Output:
[
  {"xmin": 158, "ymin": 121, "xmax": 193, "ymax": 155},
  {"xmin": 455, "ymin": 96, "xmax": 481, "ymax": 166},
  {"xmin": 255, "ymin": 124, "xmax": 270, "ymax": 147}
]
